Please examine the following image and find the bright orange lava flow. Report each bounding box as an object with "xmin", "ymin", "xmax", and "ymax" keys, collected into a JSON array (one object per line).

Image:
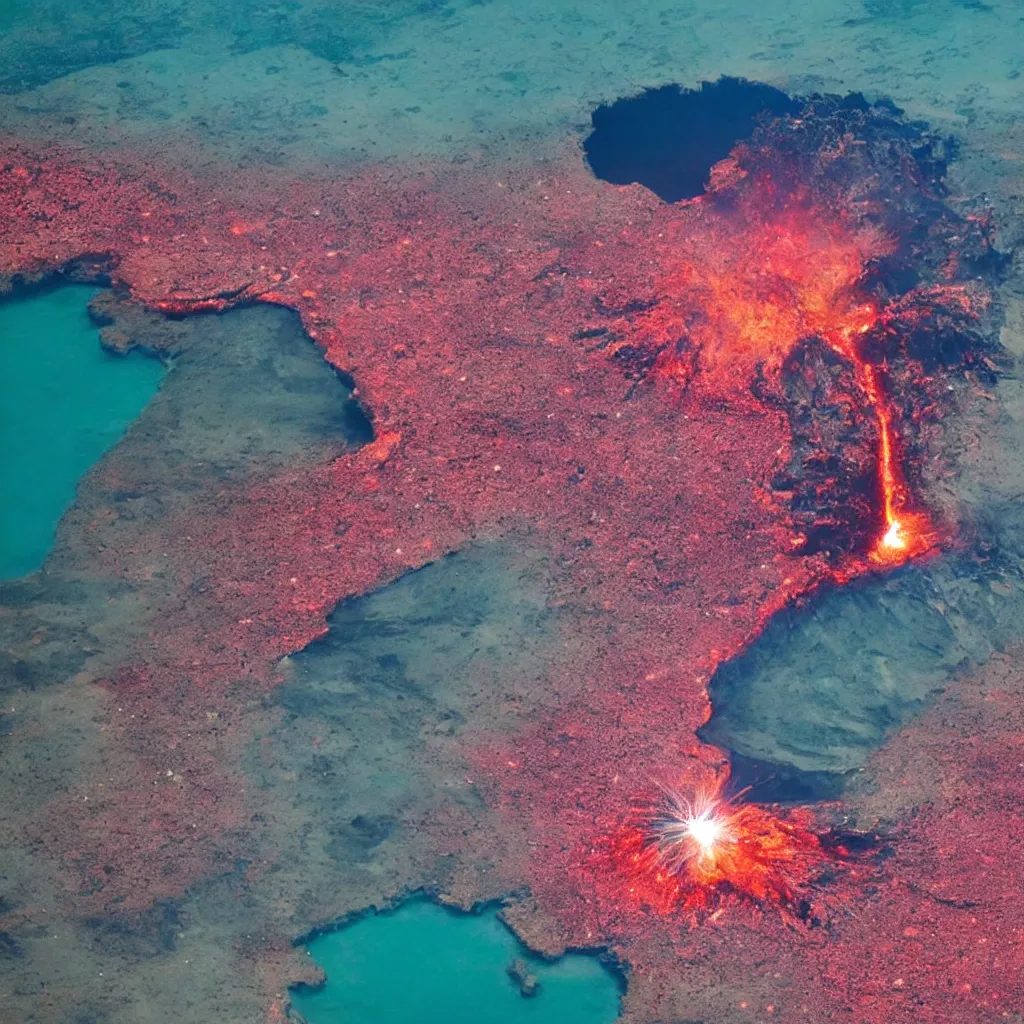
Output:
[
  {"xmin": 633, "ymin": 198, "xmax": 937, "ymax": 567},
  {"xmin": 647, "ymin": 210, "xmax": 888, "ymax": 379},
  {"xmin": 827, "ymin": 318, "xmax": 936, "ymax": 566},
  {"xmin": 604, "ymin": 782, "xmax": 828, "ymax": 918}
]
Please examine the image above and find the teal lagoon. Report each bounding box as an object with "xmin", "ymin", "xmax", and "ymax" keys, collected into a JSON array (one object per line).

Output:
[
  {"xmin": 0, "ymin": 285, "xmax": 164, "ymax": 579},
  {"xmin": 292, "ymin": 901, "xmax": 623, "ymax": 1024}
]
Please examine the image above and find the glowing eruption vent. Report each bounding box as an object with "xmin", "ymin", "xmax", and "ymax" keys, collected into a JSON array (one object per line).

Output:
[
  {"xmin": 652, "ymin": 789, "xmax": 731, "ymax": 870},
  {"xmin": 685, "ymin": 811, "xmax": 721, "ymax": 855},
  {"xmin": 604, "ymin": 781, "xmax": 829, "ymax": 917}
]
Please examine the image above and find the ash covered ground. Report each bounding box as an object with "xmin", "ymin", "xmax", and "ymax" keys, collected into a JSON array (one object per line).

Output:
[{"xmin": 1, "ymin": 18, "xmax": 1024, "ymax": 1024}]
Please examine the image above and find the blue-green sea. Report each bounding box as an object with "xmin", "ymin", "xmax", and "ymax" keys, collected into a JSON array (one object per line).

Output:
[
  {"xmin": 293, "ymin": 902, "xmax": 621, "ymax": 1024},
  {"xmin": 0, "ymin": 286, "xmax": 163, "ymax": 579}
]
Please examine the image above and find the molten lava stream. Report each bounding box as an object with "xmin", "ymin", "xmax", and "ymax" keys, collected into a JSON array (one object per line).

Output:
[
  {"xmin": 825, "ymin": 315, "xmax": 935, "ymax": 568},
  {"xmin": 643, "ymin": 209, "xmax": 939, "ymax": 572}
]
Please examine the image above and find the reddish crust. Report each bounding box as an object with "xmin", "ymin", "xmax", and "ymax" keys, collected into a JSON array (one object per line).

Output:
[{"xmin": 0, "ymin": 127, "xmax": 1015, "ymax": 1022}]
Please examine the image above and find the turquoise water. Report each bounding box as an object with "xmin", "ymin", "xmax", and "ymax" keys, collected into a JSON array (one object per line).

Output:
[
  {"xmin": 292, "ymin": 902, "xmax": 622, "ymax": 1024},
  {"xmin": 0, "ymin": 286, "xmax": 164, "ymax": 579}
]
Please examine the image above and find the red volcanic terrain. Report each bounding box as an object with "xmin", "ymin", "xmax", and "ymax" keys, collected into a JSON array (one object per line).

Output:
[{"xmin": 0, "ymin": 93, "xmax": 1019, "ymax": 1024}]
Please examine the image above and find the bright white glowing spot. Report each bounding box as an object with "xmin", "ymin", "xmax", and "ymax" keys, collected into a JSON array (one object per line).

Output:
[
  {"xmin": 881, "ymin": 519, "xmax": 906, "ymax": 551},
  {"xmin": 686, "ymin": 812, "xmax": 721, "ymax": 853}
]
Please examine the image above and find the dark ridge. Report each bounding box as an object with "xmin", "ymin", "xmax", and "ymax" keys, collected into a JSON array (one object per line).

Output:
[
  {"xmin": 725, "ymin": 752, "xmax": 849, "ymax": 804},
  {"xmin": 0, "ymin": 252, "xmax": 119, "ymax": 301},
  {"xmin": 756, "ymin": 337, "xmax": 882, "ymax": 562},
  {"xmin": 583, "ymin": 76, "xmax": 801, "ymax": 202}
]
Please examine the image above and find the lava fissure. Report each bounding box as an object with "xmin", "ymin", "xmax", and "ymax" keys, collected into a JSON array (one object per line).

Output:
[
  {"xmin": 581, "ymin": 90, "xmax": 1005, "ymax": 922},
  {"xmin": 825, "ymin": 312, "xmax": 935, "ymax": 565}
]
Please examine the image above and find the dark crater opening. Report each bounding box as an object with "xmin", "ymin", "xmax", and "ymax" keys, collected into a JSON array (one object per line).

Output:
[
  {"xmin": 583, "ymin": 76, "xmax": 801, "ymax": 202},
  {"xmin": 724, "ymin": 751, "xmax": 848, "ymax": 805}
]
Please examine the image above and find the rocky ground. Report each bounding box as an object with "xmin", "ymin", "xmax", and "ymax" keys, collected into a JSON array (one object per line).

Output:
[{"xmin": 1, "ymin": 3, "xmax": 1024, "ymax": 1022}]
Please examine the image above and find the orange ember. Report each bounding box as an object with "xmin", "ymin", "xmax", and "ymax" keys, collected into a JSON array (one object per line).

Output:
[
  {"xmin": 640, "ymin": 205, "xmax": 890, "ymax": 382},
  {"xmin": 603, "ymin": 782, "xmax": 829, "ymax": 919},
  {"xmin": 625, "ymin": 187, "xmax": 939, "ymax": 568}
]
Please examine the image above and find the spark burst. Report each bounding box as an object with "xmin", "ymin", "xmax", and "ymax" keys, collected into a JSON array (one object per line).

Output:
[
  {"xmin": 604, "ymin": 780, "xmax": 833, "ymax": 919},
  {"xmin": 648, "ymin": 784, "xmax": 734, "ymax": 873}
]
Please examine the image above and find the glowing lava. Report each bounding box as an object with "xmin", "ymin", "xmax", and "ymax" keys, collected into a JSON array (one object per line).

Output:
[
  {"xmin": 829, "ymin": 319, "xmax": 937, "ymax": 566},
  {"xmin": 625, "ymin": 193, "xmax": 940, "ymax": 571},
  {"xmin": 601, "ymin": 780, "xmax": 832, "ymax": 920},
  {"xmin": 685, "ymin": 811, "xmax": 722, "ymax": 855},
  {"xmin": 881, "ymin": 518, "xmax": 906, "ymax": 552},
  {"xmin": 650, "ymin": 786, "xmax": 732, "ymax": 871}
]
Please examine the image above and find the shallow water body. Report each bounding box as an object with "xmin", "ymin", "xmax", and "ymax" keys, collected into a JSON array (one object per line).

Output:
[
  {"xmin": 704, "ymin": 516, "xmax": 1024, "ymax": 795},
  {"xmin": 0, "ymin": 286, "xmax": 164, "ymax": 579},
  {"xmin": 292, "ymin": 901, "xmax": 622, "ymax": 1024}
]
